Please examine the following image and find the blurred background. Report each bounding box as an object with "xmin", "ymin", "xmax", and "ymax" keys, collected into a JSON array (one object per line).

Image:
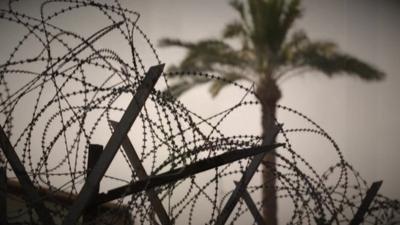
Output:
[
  {"xmin": 125, "ymin": 0, "xmax": 400, "ymax": 199},
  {"xmin": 1, "ymin": 0, "xmax": 399, "ymax": 223}
]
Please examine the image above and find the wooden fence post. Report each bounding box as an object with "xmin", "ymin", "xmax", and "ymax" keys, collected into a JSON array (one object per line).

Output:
[
  {"xmin": 234, "ymin": 181, "xmax": 265, "ymax": 225},
  {"xmin": 62, "ymin": 64, "xmax": 164, "ymax": 225},
  {"xmin": 215, "ymin": 124, "xmax": 280, "ymax": 225},
  {"xmin": 0, "ymin": 126, "xmax": 54, "ymax": 225},
  {"xmin": 0, "ymin": 166, "xmax": 7, "ymax": 225},
  {"xmin": 83, "ymin": 144, "xmax": 103, "ymax": 224},
  {"xmin": 349, "ymin": 181, "xmax": 383, "ymax": 225},
  {"xmin": 110, "ymin": 120, "xmax": 172, "ymax": 225}
]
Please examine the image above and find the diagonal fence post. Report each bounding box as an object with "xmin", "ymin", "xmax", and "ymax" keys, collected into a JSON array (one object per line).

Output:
[
  {"xmin": 233, "ymin": 181, "xmax": 266, "ymax": 225},
  {"xmin": 0, "ymin": 126, "xmax": 55, "ymax": 225},
  {"xmin": 215, "ymin": 123, "xmax": 280, "ymax": 225},
  {"xmin": 110, "ymin": 120, "xmax": 172, "ymax": 225},
  {"xmin": 95, "ymin": 144, "xmax": 283, "ymax": 205},
  {"xmin": 62, "ymin": 64, "xmax": 164, "ymax": 225},
  {"xmin": 349, "ymin": 181, "xmax": 383, "ymax": 225}
]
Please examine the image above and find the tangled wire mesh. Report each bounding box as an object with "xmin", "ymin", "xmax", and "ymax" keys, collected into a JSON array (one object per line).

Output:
[{"xmin": 0, "ymin": 1, "xmax": 398, "ymax": 224}]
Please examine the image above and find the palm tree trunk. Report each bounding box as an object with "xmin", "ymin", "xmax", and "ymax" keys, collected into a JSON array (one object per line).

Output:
[{"xmin": 256, "ymin": 78, "xmax": 281, "ymax": 225}]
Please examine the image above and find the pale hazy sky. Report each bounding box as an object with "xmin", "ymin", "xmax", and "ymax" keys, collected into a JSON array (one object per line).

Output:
[{"xmin": 1, "ymin": 0, "xmax": 399, "ymax": 223}]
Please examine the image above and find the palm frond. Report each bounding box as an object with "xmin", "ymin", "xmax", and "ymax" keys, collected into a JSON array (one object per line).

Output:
[
  {"xmin": 282, "ymin": 35, "xmax": 385, "ymax": 80},
  {"xmin": 223, "ymin": 20, "xmax": 247, "ymax": 39},
  {"xmin": 209, "ymin": 72, "xmax": 244, "ymax": 97},
  {"xmin": 164, "ymin": 76, "xmax": 210, "ymax": 98},
  {"xmin": 159, "ymin": 38, "xmax": 195, "ymax": 49},
  {"xmin": 160, "ymin": 38, "xmax": 252, "ymax": 97},
  {"xmin": 247, "ymin": 0, "xmax": 303, "ymax": 56},
  {"xmin": 162, "ymin": 39, "xmax": 249, "ymax": 72},
  {"xmin": 229, "ymin": 0, "xmax": 247, "ymax": 23},
  {"xmin": 306, "ymin": 52, "xmax": 385, "ymax": 80},
  {"xmin": 160, "ymin": 0, "xmax": 384, "ymax": 100},
  {"xmin": 279, "ymin": 0, "xmax": 302, "ymax": 42},
  {"xmin": 248, "ymin": 0, "xmax": 268, "ymax": 49}
]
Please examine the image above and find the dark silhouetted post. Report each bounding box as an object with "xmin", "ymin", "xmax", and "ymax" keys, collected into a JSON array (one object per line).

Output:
[
  {"xmin": 96, "ymin": 143, "xmax": 283, "ymax": 204},
  {"xmin": 110, "ymin": 120, "xmax": 172, "ymax": 225},
  {"xmin": 349, "ymin": 181, "xmax": 383, "ymax": 225},
  {"xmin": 215, "ymin": 124, "xmax": 280, "ymax": 225},
  {"xmin": 83, "ymin": 144, "xmax": 103, "ymax": 224},
  {"xmin": 234, "ymin": 181, "xmax": 266, "ymax": 225},
  {"xmin": 0, "ymin": 165, "xmax": 7, "ymax": 225},
  {"xmin": 63, "ymin": 64, "xmax": 164, "ymax": 225},
  {"xmin": 0, "ymin": 126, "xmax": 55, "ymax": 225}
]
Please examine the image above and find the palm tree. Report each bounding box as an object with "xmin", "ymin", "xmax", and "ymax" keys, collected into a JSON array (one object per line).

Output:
[{"xmin": 159, "ymin": 0, "xmax": 384, "ymax": 224}]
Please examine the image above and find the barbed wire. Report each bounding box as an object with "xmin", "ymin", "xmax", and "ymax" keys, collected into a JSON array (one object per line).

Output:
[{"xmin": 0, "ymin": 1, "xmax": 398, "ymax": 224}]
